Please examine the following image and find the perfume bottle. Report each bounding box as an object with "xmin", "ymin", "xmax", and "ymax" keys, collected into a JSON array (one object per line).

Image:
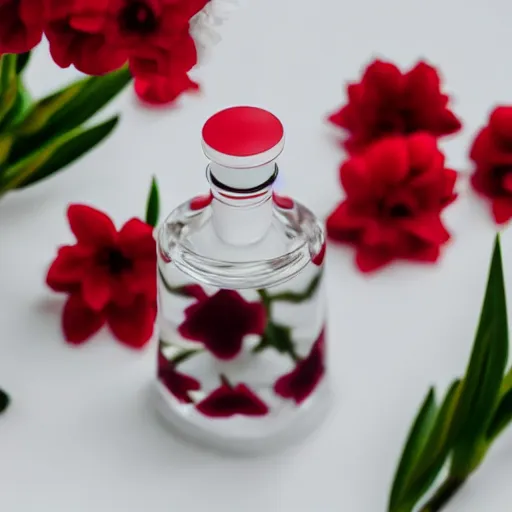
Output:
[{"xmin": 155, "ymin": 106, "xmax": 330, "ymax": 453}]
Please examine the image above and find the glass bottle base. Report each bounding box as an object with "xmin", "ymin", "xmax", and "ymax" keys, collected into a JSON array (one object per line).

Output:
[{"xmin": 152, "ymin": 378, "xmax": 333, "ymax": 455}]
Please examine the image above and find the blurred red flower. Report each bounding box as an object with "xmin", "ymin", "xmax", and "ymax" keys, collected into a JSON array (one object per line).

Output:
[
  {"xmin": 47, "ymin": 205, "xmax": 157, "ymax": 347},
  {"xmin": 326, "ymin": 134, "xmax": 456, "ymax": 272},
  {"xmin": 178, "ymin": 289, "xmax": 267, "ymax": 360},
  {"xmin": 0, "ymin": 0, "xmax": 45, "ymax": 54},
  {"xmin": 274, "ymin": 328, "xmax": 326, "ymax": 404},
  {"xmin": 196, "ymin": 379, "xmax": 269, "ymax": 418},
  {"xmin": 46, "ymin": 0, "xmax": 205, "ymax": 79},
  {"xmin": 470, "ymin": 106, "xmax": 512, "ymax": 224},
  {"xmin": 328, "ymin": 60, "xmax": 462, "ymax": 154}
]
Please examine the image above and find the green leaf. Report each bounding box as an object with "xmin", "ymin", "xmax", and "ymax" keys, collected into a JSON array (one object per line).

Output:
[
  {"xmin": 450, "ymin": 235, "xmax": 508, "ymax": 475},
  {"xmin": 486, "ymin": 388, "xmax": 512, "ymax": 441},
  {"xmin": 7, "ymin": 66, "xmax": 131, "ymax": 163},
  {"xmin": 266, "ymin": 271, "xmax": 322, "ymax": 304},
  {"xmin": 389, "ymin": 388, "xmax": 438, "ymax": 512},
  {"xmin": 0, "ymin": 388, "xmax": 10, "ymax": 414},
  {"xmin": 0, "ymin": 55, "xmax": 20, "ymax": 130},
  {"xmin": 0, "ymin": 83, "xmax": 32, "ymax": 131},
  {"xmin": 172, "ymin": 349, "xmax": 203, "ymax": 366},
  {"xmin": 399, "ymin": 380, "xmax": 461, "ymax": 511},
  {"xmin": 0, "ymin": 116, "xmax": 119, "ymax": 191},
  {"xmin": 145, "ymin": 176, "xmax": 160, "ymax": 227},
  {"xmin": 253, "ymin": 322, "xmax": 298, "ymax": 361},
  {"xmin": 15, "ymin": 52, "xmax": 31, "ymax": 74}
]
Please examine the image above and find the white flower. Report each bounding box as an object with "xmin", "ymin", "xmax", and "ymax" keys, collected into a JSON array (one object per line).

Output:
[{"xmin": 190, "ymin": 0, "xmax": 238, "ymax": 61}]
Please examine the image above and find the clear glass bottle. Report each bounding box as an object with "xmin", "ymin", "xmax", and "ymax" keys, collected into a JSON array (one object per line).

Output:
[{"xmin": 155, "ymin": 106, "xmax": 331, "ymax": 454}]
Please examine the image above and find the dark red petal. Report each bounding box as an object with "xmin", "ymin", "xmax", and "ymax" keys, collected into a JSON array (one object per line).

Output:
[
  {"xmin": 62, "ymin": 294, "xmax": 105, "ymax": 344},
  {"xmin": 469, "ymin": 128, "xmax": 493, "ymax": 164},
  {"xmin": 127, "ymin": 260, "xmax": 157, "ymax": 300},
  {"xmin": 158, "ymin": 355, "xmax": 201, "ymax": 404},
  {"xmin": 355, "ymin": 246, "xmax": 394, "ymax": 273},
  {"xmin": 46, "ymin": 245, "xmax": 92, "ymax": 292},
  {"xmin": 327, "ymin": 109, "xmax": 344, "ymax": 128},
  {"xmin": 272, "ymin": 193, "xmax": 294, "ymax": 209},
  {"xmin": 190, "ymin": 193, "xmax": 213, "ymax": 210},
  {"xmin": 67, "ymin": 204, "xmax": 117, "ymax": 246},
  {"xmin": 407, "ymin": 133, "xmax": 439, "ymax": 171},
  {"xmin": 491, "ymin": 198, "xmax": 512, "ymax": 225},
  {"xmin": 134, "ymin": 72, "xmax": 199, "ymax": 106},
  {"xmin": 365, "ymin": 137, "xmax": 409, "ymax": 188},
  {"xmin": 339, "ymin": 157, "xmax": 372, "ymax": 200},
  {"xmin": 107, "ymin": 297, "xmax": 156, "ymax": 349},
  {"xmin": 81, "ymin": 268, "xmax": 112, "ymax": 311},
  {"xmin": 312, "ymin": 242, "xmax": 326, "ymax": 266},
  {"xmin": 326, "ymin": 201, "xmax": 368, "ymax": 243},
  {"xmin": 489, "ymin": 106, "xmax": 512, "ymax": 143},
  {"xmin": 118, "ymin": 218, "xmax": 155, "ymax": 259},
  {"xmin": 400, "ymin": 215, "xmax": 451, "ymax": 244},
  {"xmin": 181, "ymin": 284, "xmax": 208, "ymax": 302},
  {"xmin": 196, "ymin": 383, "xmax": 269, "ymax": 417}
]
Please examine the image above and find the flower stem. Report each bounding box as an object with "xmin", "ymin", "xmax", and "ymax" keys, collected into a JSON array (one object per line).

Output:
[{"xmin": 418, "ymin": 476, "xmax": 466, "ymax": 512}]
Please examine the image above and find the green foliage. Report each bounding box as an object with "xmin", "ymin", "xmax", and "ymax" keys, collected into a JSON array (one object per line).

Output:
[
  {"xmin": 0, "ymin": 388, "xmax": 10, "ymax": 414},
  {"xmin": 0, "ymin": 56, "xmax": 131, "ymax": 195},
  {"xmin": 145, "ymin": 176, "xmax": 160, "ymax": 228},
  {"xmin": 388, "ymin": 235, "xmax": 512, "ymax": 512}
]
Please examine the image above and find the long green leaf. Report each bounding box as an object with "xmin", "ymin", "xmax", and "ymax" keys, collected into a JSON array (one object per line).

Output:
[
  {"xmin": 145, "ymin": 176, "xmax": 160, "ymax": 228},
  {"xmin": 0, "ymin": 116, "xmax": 119, "ymax": 191},
  {"xmin": 15, "ymin": 52, "xmax": 31, "ymax": 74},
  {"xmin": 450, "ymin": 235, "xmax": 508, "ymax": 475},
  {"xmin": 266, "ymin": 272, "xmax": 323, "ymax": 304},
  {"xmin": 0, "ymin": 55, "xmax": 20, "ymax": 130},
  {"xmin": 487, "ymin": 387, "xmax": 512, "ymax": 441},
  {"xmin": 7, "ymin": 67, "xmax": 131, "ymax": 163},
  {"xmin": 0, "ymin": 388, "xmax": 10, "ymax": 413},
  {"xmin": 398, "ymin": 380, "xmax": 461, "ymax": 511},
  {"xmin": 17, "ymin": 116, "xmax": 119, "ymax": 188},
  {"xmin": 388, "ymin": 389, "xmax": 438, "ymax": 512}
]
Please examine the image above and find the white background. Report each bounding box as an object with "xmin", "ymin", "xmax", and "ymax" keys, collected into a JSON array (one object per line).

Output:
[{"xmin": 1, "ymin": 0, "xmax": 512, "ymax": 510}]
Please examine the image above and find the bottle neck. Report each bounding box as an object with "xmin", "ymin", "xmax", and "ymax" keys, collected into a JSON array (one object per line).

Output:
[{"xmin": 208, "ymin": 163, "xmax": 277, "ymax": 246}]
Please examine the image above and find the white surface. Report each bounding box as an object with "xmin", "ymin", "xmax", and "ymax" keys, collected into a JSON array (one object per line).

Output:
[{"xmin": 1, "ymin": 0, "xmax": 512, "ymax": 510}]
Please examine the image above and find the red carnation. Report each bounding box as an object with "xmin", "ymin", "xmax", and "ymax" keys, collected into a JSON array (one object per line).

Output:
[
  {"xmin": 158, "ymin": 350, "xmax": 200, "ymax": 403},
  {"xmin": 196, "ymin": 379, "xmax": 269, "ymax": 418},
  {"xmin": 134, "ymin": 70, "xmax": 199, "ymax": 106},
  {"xmin": 326, "ymin": 134, "xmax": 456, "ymax": 273},
  {"xmin": 0, "ymin": 0, "xmax": 45, "ymax": 54},
  {"xmin": 328, "ymin": 60, "xmax": 462, "ymax": 154},
  {"xmin": 47, "ymin": 204, "xmax": 157, "ymax": 347},
  {"xmin": 274, "ymin": 329, "xmax": 326, "ymax": 404},
  {"xmin": 46, "ymin": 0, "xmax": 205, "ymax": 77},
  {"xmin": 178, "ymin": 289, "xmax": 266, "ymax": 360},
  {"xmin": 470, "ymin": 106, "xmax": 512, "ymax": 224}
]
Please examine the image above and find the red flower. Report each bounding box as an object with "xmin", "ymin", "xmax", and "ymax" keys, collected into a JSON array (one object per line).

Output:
[
  {"xmin": 470, "ymin": 106, "xmax": 512, "ymax": 224},
  {"xmin": 47, "ymin": 205, "xmax": 157, "ymax": 347},
  {"xmin": 178, "ymin": 290, "xmax": 266, "ymax": 360},
  {"xmin": 45, "ymin": 0, "xmax": 205, "ymax": 77},
  {"xmin": 158, "ymin": 350, "xmax": 200, "ymax": 403},
  {"xmin": 0, "ymin": 0, "xmax": 45, "ymax": 53},
  {"xmin": 62, "ymin": 292, "xmax": 156, "ymax": 348},
  {"xmin": 274, "ymin": 329, "xmax": 326, "ymax": 404},
  {"xmin": 326, "ymin": 134, "xmax": 456, "ymax": 272},
  {"xmin": 328, "ymin": 60, "xmax": 462, "ymax": 154},
  {"xmin": 134, "ymin": 70, "xmax": 199, "ymax": 106},
  {"xmin": 196, "ymin": 379, "xmax": 269, "ymax": 418}
]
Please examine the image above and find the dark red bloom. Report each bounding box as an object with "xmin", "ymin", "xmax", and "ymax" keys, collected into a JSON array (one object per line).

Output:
[
  {"xmin": 312, "ymin": 241, "xmax": 326, "ymax": 266},
  {"xmin": 46, "ymin": 0, "xmax": 205, "ymax": 77},
  {"xmin": 470, "ymin": 106, "xmax": 512, "ymax": 224},
  {"xmin": 134, "ymin": 70, "xmax": 199, "ymax": 105},
  {"xmin": 274, "ymin": 329, "xmax": 326, "ymax": 404},
  {"xmin": 0, "ymin": 0, "xmax": 44, "ymax": 53},
  {"xmin": 47, "ymin": 204, "xmax": 157, "ymax": 347},
  {"xmin": 158, "ymin": 351, "xmax": 200, "ymax": 403},
  {"xmin": 326, "ymin": 134, "xmax": 456, "ymax": 272},
  {"xmin": 178, "ymin": 289, "xmax": 266, "ymax": 360},
  {"xmin": 328, "ymin": 60, "xmax": 462, "ymax": 154},
  {"xmin": 196, "ymin": 380, "xmax": 269, "ymax": 418}
]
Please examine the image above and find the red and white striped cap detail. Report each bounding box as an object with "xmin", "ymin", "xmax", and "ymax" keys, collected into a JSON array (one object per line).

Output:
[{"xmin": 202, "ymin": 106, "xmax": 285, "ymax": 189}]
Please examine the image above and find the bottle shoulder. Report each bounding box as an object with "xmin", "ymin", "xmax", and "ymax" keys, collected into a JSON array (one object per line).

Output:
[{"xmin": 157, "ymin": 197, "xmax": 325, "ymax": 289}]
